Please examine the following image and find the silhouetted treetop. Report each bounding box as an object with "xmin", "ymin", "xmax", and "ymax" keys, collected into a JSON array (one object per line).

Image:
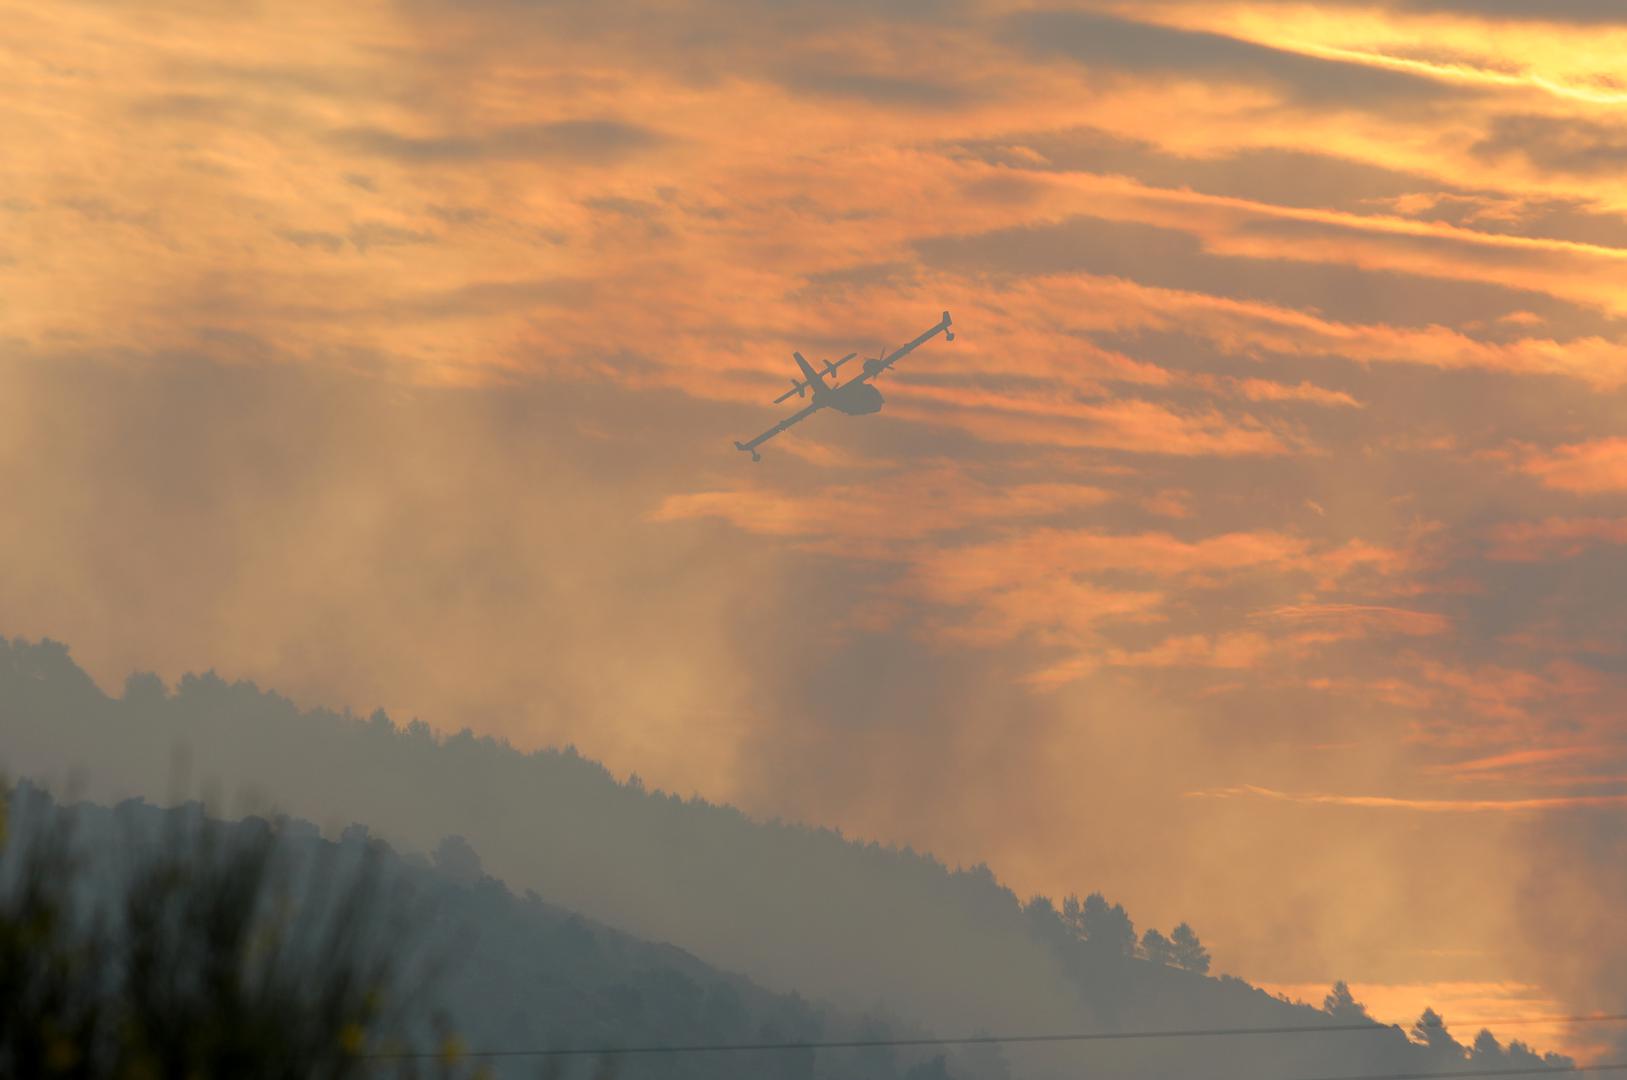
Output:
[
  {"xmin": 1169, "ymin": 923, "xmax": 1210, "ymax": 974},
  {"xmin": 1072, "ymin": 893, "xmax": 1136, "ymax": 957},
  {"xmin": 1322, "ymin": 981, "xmax": 1370, "ymax": 1021}
]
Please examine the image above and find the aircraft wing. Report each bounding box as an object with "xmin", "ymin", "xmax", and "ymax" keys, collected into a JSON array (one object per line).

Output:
[
  {"xmin": 825, "ymin": 351, "xmax": 859, "ymax": 378},
  {"xmin": 855, "ymin": 311, "xmax": 953, "ymax": 384},
  {"xmin": 734, "ymin": 400, "xmax": 823, "ymax": 461}
]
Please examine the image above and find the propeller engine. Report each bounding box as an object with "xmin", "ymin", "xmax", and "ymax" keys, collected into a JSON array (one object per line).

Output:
[
  {"xmin": 821, "ymin": 352, "xmax": 857, "ymax": 384},
  {"xmin": 863, "ymin": 344, "xmax": 893, "ymax": 379}
]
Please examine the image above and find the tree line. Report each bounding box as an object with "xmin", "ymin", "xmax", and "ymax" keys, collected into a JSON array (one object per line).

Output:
[{"xmin": 1021, "ymin": 890, "xmax": 1210, "ymax": 974}]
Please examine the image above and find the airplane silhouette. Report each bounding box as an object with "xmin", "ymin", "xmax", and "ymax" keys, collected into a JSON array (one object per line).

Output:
[{"xmin": 734, "ymin": 311, "xmax": 954, "ymax": 461}]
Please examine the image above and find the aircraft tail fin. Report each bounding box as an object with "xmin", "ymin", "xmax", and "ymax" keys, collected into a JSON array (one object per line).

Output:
[{"xmin": 792, "ymin": 351, "xmax": 828, "ymax": 392}]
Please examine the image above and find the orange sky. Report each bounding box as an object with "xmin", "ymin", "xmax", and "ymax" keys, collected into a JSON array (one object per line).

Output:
[{"xmin": 5, "ymin": 0, "xmax": 1627, "ymax": 1063}]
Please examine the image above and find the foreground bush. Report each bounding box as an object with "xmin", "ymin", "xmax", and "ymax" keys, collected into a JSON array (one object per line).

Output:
[{"xmin": 0, "ymin": 782, "xmax": 489, "ymax": 1079}]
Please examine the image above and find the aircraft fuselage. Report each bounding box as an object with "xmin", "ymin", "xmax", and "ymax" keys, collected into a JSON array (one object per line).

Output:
[{"xmin": 823, "ymin": 381, "xmax": 883, "ymax": 416}]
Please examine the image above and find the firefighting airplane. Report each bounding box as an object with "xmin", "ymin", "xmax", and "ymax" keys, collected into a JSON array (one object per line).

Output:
[{"xmin": 733, "ymin": 311, "xmax": 954, "ymax": 461}]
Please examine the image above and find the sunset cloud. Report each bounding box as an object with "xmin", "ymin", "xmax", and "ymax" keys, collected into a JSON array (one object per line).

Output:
[
  {"xmin": 1188, "ymin": 784, "xmax": 1627, "ymax": 812},
  {"xmin": 648, "ymin": 469, "xmax": 1115, "ymax": 542},
  {"xmin": 1518, "ymin": 438, "xmax": 1627, "ymax": 493},
  {"xmin": 1486, "ymin": 516, "xmax": 1627, "ymax": 559},
  {"xmin": 1000, "ymin": 8, "xmax": 1467, "ymax": 108},
  {"xmin": 1428, "ymin": 745, "xmax": 1610, "ymax": 778},
  {"xmin": 1253, "ymin": 603, "xmax": 1453, "ymax": 638}
]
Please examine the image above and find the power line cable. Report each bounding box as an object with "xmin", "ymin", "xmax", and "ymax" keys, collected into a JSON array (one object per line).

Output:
[
  {"xmin": 363, "ymin": 1012, "xmax": 1627, "ymax": 1063},
  {"xmin": 1303, "ymin": 1063, "xmax": 1627, "ymax": 1080}
]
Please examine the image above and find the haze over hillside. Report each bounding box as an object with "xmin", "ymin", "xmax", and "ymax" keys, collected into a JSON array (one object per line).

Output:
[
  {"xmin": 3, "ymin": 781, "xmax": 988, "ymax": 1080},
  {"xmin": 0, "ymin": 636, "xmax": 1576, "ymax": 1079}
]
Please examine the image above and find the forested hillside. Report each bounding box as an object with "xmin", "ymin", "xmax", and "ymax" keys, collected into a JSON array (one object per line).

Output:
[
  {"xmin": 0, "ymin": 782, "xmax": 981, "ymax": 1080},
  {"xmin": 0, "ymin": 637, "xmax": 1573, "ymax": 1079}
]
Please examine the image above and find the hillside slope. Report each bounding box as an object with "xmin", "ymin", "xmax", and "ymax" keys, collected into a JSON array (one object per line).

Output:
[
  {"xmin": 2, "ymin": 782, "xmax": 983, "ymax": 1080},
  {"xmin": 0, "ymin": 637, "xmax": 1572, "ymax": 1079}
]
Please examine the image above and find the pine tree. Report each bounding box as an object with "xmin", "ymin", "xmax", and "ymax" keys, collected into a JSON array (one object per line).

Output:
[{"xmin": 1169, "ymin": 922, "xmax": 1210, "ymax": 974}]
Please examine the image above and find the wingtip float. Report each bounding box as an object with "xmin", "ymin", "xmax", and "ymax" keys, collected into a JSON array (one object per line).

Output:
[{"xmin": 733, "ymin": 311, "xmax": 953, "ymax": 462}]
